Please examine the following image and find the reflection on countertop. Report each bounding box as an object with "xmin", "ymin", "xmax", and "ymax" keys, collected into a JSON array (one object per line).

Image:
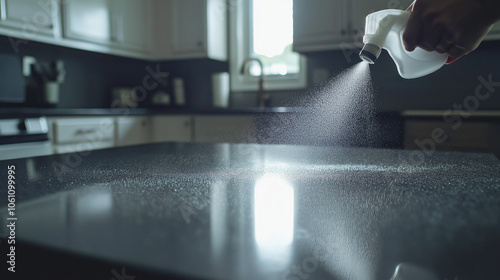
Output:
[{"xmin": 1, "ymin": 143, "xmax": 500, "ymax": 280}]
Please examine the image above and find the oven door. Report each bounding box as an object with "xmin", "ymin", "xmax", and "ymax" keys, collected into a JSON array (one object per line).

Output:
[
  {"xmin": 0, "ymin": 117, "xmax": 53, "ymax": 160},
  {"xmin": 0, "ymin": 141, "xmax": 53, "ymax": 161}
]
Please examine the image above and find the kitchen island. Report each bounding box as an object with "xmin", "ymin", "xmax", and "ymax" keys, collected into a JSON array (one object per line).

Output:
[{"xmin": 1, "ymin": 143, "xmax": 500, "ymax": 280}]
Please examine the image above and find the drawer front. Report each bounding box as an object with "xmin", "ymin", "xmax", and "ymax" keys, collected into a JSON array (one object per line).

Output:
[
  {"xmin": 194, "ymin": 116, "xmax": 256, "ymax": 143},
  {"xmin": 405, "ymin": 120, "xmax": 491, "ymax": 151},
  {"xmin": 151, "ymin": 116, "xmax": 192, "ymax": 143},
  {"xmin": 116, "ymin": 116, "xmax": 151, "ymax": 147},
  {"xmin": 53, "ymin": 118, "xmax": 115, "ymax": 145},
  {"xmin": 53, "ymin": 141, "xmax": 114, "ymax": 155}
]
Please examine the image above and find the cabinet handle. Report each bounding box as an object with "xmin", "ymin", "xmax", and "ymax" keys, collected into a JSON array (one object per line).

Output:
[
  {"xmin": 0, "ymin": 0, "xmax": 6, "ymax": 21},
  {"xmin": 341, "ymin": 29, "xmax": 346, "ymax": 36},
  {"xmin": 353, "ymin": 29, "xmax": 359, "ymax": 35},
  {"xmin": 116, "ymin": 15, "xmax": 124, "ymax": 42},
  {"xmin": 75, "ymin": 128, "xmax": 98, "ymax": 135},
  {"xmin": 110, "ymin": 14, "xmax": 116, "ymax": 41},
  {"xmin": 111, "ymin": 13, "xmax": 123, "ymax": 42}
]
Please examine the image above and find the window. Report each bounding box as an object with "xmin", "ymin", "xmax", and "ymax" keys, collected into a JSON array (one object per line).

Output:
[{"xmin": 230, "ymin": 0, "xmax": 307, "ymax": 91}]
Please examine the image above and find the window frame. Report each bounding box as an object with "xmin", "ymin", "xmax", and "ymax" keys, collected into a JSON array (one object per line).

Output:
[{"xmin": 229, "ymin": 0, "xmax": 307, "ymax": 91}]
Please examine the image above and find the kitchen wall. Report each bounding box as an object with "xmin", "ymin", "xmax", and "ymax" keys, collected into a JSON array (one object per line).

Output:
[
  {"xmin": 0, "ymin": 35, "xmax": 228, "ymax": 109},
  {"xmin": 232, "ymin": 40, "xmax": 500, "ymax": 111},
  {"xmin": 370, "ymin": 40, "xmax": 500, "ymax": 111},
  {"xmin": 1, "ymin": 33, "xmax": 499, "ymax": 111},
  {"xmin": 0, "ymin": 35, "xmax": 142, "ymax": 108}
]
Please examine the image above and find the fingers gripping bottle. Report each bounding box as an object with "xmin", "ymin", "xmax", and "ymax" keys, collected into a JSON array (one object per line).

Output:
[{"xmin": 359, "ymin": 9, "xmax": 448, "ymax": 79}]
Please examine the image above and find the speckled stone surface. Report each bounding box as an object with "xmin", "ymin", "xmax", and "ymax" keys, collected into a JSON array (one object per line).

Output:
[{"xmin": 1, "ymin": 143, "xmax": 500, "ymax": 280}]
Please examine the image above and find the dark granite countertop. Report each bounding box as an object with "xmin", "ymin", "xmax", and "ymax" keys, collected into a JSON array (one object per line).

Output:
[{"xmin": 1, "ymin": 143, "xmax": 500, "ymax": 280}]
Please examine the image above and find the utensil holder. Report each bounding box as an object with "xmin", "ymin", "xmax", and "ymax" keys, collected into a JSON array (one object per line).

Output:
[{"xmin": 44, "ymin": 81, "xmax": 60, "ymax": 106}]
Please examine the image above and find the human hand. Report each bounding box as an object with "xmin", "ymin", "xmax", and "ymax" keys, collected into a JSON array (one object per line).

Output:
[{"xmin": 403, "ymin": 0, "xmax": 499, "ymax": 63}]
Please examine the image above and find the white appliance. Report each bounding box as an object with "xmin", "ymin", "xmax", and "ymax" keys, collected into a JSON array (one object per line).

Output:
[{"xmin": 0, "ymin": 117, "xmax": 53, "ymax": 161}]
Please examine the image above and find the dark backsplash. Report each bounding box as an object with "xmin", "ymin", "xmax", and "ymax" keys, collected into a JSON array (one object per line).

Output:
[
  {"xmin": 368, "ymin": 40, "xmax": 500, "ymax": 111},
  {"xmin": 1, "ymin": 34, "xmax": 499, "ymax": 111},
  {"xmin": 0, "ymin": 35, "xmax": 228, "ymax": 109}
]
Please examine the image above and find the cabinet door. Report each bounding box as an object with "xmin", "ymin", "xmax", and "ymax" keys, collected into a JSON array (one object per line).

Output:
[
  {"xmin": 151, "ymin": 116, "xmax": 192, "ymax": 143},
  {"xmin": 110, "ymin": 0, "xmax": 152, "ymax": 52},
  {"xmin": 116, "ymin": 117, "xmax": 151, "ymax": 147},
  {"xmin": 405, "ymin": 120, "xmax": 492, "ymax": 152},
  {"xmin": 194, "ymin": 116, "xmax": 256, "ymax": 143},
  {"xmin": 170, "ymin": 0, "xmax": 207, "ymax": 57},
  {"xmin": 0, "ymin": 0, "xmax": 54, "ymax": 34},
  {"xmin": 51, "ymin": 117, "xmax": 115, "ymax": 154},
  {"xmin": 63, "ymin": 0, "xmax": 112, "ymax": 44},
  {"xmin": 350, "ymin": 0, "xmax": 406, "ymax": 37},
  {"xmin": 53, "ymin": 118, "xmax": 115, "ymax": 145},
  {"xmin": 293, "ymin": 0, "xmax": 348, "ymax": 52}
]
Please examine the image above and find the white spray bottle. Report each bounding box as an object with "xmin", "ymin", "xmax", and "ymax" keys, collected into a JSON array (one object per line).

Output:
[{"xmin": 359, "ymin": 9, "xmax": 448, "ymax": 79}]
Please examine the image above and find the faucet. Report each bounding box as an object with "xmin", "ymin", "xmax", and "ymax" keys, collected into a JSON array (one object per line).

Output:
[{"xmin": 240, "ymin": 58, "xmax": 270, "ymax": 108}]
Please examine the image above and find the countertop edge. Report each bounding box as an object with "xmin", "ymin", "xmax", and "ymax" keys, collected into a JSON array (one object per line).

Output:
[{"xmin": 0, "ymin": 107, "xmax": 314, "ymax": 117}]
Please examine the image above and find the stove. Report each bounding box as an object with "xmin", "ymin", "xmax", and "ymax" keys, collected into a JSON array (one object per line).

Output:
[{"xmin": 0, "ymin": 116, "xmax": 53, "ymax": 160}]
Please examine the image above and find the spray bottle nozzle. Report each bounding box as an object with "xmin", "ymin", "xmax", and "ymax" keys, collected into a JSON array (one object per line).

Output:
[{"xmin": 359, "ymin": 43, "xmax": 382, "ymax": 64}]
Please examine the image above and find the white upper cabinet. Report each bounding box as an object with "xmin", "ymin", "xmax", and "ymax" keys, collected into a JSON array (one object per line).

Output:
[
  {"xmin": 170, "ymin": 0, "xmax": 207, "ymax": 56},
  {"xmin": 63, "ymin": 0, "xmax": 112, "ymax": 44},
  {"xmin": 0, "ymin": 0, "xmax": 56, "ymax": 35},
  {"xmin": 0, "ymin": 0, "xmax": 226, "ymax": 60},
  {"xmin": 350, "ymin": 0, "xmax": 410, "ymax": 37},
  {"xmin": 110, "ymin": 0, "xmax": 153, "ymax": 52},
  {"xmin": 293, "ymin": 0, "xmax": 348, "ymax": 52},
  {"xmin": 62, "ymin": 0, "xmax": 152, "ymax": 53},
  {"xmin": 294, "ymin": 0, "xmax": 500, "ymax": 52},
  {"xmin": 157, "ymin": 0, "xmax": 227, "ymax": 60},
  {"xmin": 293, "ymin": 0, "xmax": 411, "ymax": 52}
]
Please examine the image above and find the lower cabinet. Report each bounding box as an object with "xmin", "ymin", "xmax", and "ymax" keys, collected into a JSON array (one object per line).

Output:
[
  {"xmin": 151, "ymin": 115, "xmax": 192, "ymax": 143},
  {"xmin": 115, "ymin": 116, "xmax": 151, "ymax": 147},
  {"xmin": 151, "ymin": 115, "xmax": 258, "ymax": 144},
  {"xmin": 193, "ymin": 115, "xmax": 257, "ymax": 143},
  {"xmin": 49, "ymin": 117, "xmax": 115, "ymax": 154},
  {"xmin": 405, "ymin": 120, "xmax": 500, "ymax": 155},
  {"xmin": 48, "ymin": 115, "xmax": 258, "ymax": 155}
]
